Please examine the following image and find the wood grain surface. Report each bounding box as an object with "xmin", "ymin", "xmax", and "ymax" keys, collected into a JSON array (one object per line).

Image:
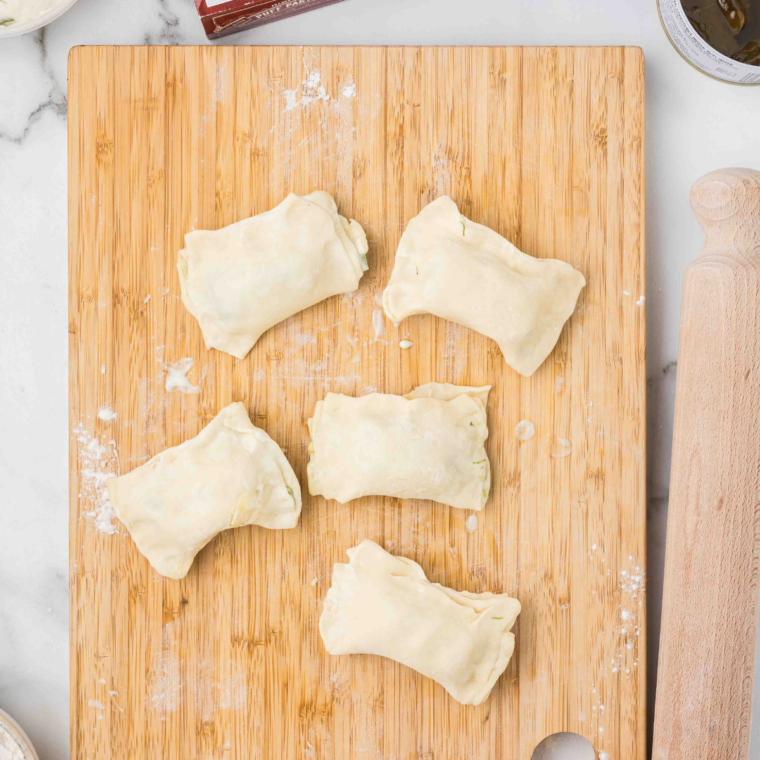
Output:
[
  {"xmin": 652, "ymin": 169, "xmax": 760, "ymax": 760},
  {"xmin": 68, "ymin": 46, "xmax": 646, "ymax": 760}
]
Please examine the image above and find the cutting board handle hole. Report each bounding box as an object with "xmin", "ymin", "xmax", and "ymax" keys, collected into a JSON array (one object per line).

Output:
[{"xmin": 531, "ymin": 732, "xmax": 597, "ymax": 760}]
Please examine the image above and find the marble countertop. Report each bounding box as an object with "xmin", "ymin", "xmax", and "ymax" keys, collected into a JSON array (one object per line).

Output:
[{"xmin": 0, "ymin": 0, "xmax": 758, "ymax": 757}]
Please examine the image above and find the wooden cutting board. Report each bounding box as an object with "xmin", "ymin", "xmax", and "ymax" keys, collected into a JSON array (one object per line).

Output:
[{"xmin": 69, "ymin": 45, "xmax": 646, "ymax": 760}]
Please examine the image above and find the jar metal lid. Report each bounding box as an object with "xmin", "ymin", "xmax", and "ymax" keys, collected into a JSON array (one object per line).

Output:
[{"xmin": 658, "ymin": 0, "xmax": 760, "ymax": 86}]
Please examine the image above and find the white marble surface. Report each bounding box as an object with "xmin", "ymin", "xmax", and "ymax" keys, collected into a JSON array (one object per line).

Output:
[{"xmin": 0, "ymin": 0, "xmax": 758, "ymax": 757}]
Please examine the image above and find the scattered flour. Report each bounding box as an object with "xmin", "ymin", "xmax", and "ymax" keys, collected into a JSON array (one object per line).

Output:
[
  {"xmin": 213, "ymin": 64, "xmax": 226, "ymax": 104},
  {"xmin": 97, "ymin": 405, "xmax": 117, "ymax": 422},
  {"xmin": 283, "ymin": 68, "xmax": 330, "ymax": 111},
  {"xmin": 165, "ymin": 358, "xmax": 200, "ymax": 394},
  {"xmin": 432, "ymin": 153, "xmax": 452, "ymax": 196},
  {"xmin": 294, "ymin": 332, "xmax": 317, "ymax": 346},
  {"xmin": 0, "ymin": 724, "xmax": 28, "ymax": 760},
  {"xmin": 88, "ymin": 700, "xmax": 105, "ymax": 710},
  {"xmin": 283, "ymin": 89, "xmax": 298, "ymax": 111},
  {"xmin": 73, "ymin": 423, "xmax": 120, "ymax": 535},
  {"xmin": 341, "ymin": 290, "xmax": 363, "ymax": 306},
  {"xmin": 399, "ymin": 339, "xmax": 414, "ymax": 349},
  {"xmin": 443, "ymin": 321, "xmax": 467, "ymax": 379},
  {"xmin": 108, "ymin": 691, "xmax": 125, "ymax": 714},
  {"xmin": 147, "ymin": 629, "xmax": 247, "ymax": 717},
  {"xmin": 610, "ymin": 563, "xmax": 646, "ymax": 676},
  {"xmin": 282, "ymin": 66, "xmax": 358, "ymax": 114},
  {"xmin": 598, "ymin": 752, "xmax": 609, "ymax": 760},
  {"xmin": 619, "ymin": 568, "xmax": 645, "ymax": 597},
  {"xmin": 551, "ymin": 437, "xmax": 572, "ymax": 458},
  {"xmin": 465, "ymin": 514, "xmax": 478, "ymax": 534},
  {"xmin": 371, "ymin": 309, "xmax": 386, "ymax": 342},
  {"xmin": 515, "ymin": 420, "xmax": 535, "ymax": 441},
  {"xmin": 635, "ymin": 295, "xmax": 645, "ymax": 306},
  {"xmin": 310, "ymin": 577, "xmax": 319, "ymax": 587}
]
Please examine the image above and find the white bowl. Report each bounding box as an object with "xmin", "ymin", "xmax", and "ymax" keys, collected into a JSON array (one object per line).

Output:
[{"xmin": 0, "ymin": 0, "xmax": 80, "ymax": 38}]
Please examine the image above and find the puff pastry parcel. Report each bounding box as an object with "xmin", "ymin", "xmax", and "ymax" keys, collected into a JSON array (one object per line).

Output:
[
  {"xmin": 307, "ymin": 383, "xmax": 491, "ymax": 511},
  {"xmin": 178, "ymin": 191, "xmax": 369, "ymax": 359},
  {"xmin": 320, "ymin": 540, "xmax": 521, "ymax": 705},
  {"xmin": 107, "ymin": 402, "xmax": 301, "ymax": 579},
  {"xmin": 382, "ymin": 196, "xmax": 585, "ymax": 376}
]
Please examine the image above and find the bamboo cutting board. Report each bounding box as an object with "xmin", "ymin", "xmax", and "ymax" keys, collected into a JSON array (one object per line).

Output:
[{"xmin": 69, "ymin": 46, "xmax": 646, "ymax": 760}]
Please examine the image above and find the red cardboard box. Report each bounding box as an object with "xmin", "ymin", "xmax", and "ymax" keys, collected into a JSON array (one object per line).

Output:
[{"xmin": 195, "ymin": 0, "xmax": 346, "ymax": 39}]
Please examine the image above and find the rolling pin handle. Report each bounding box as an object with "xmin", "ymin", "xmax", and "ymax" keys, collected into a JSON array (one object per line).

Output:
[
  {"xmin": 652, "ymin": 166, "xmax": 760, "ymax": 760},
  {"xmin": 690, "ymin": 168, "xmax": 760, "ymax": 254}
]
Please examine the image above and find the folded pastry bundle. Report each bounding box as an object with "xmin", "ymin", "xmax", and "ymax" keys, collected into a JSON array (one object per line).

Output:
[
  {"xmin": 320, "ymin": 540, "xmax": 521, "ymax": 706},
  {"xmin": 307, "ymin": 383, "xmax": 491, "ymax": 511},
  {"xmin": 178, "ymin": 191, "xmax": 368, "ymax": 360},
  {"xmin": 107, "ymin": 402, "xmax": 301, "ymax": 579},
  {"xmin": 383, "ymin": 196, "xmax": 586, "ymax": 376}
]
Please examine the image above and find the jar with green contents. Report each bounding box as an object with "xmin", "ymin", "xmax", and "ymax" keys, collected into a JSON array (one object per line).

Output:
[{"xmin": 659, "ymin": 0, "xmax": 760, "ymax": 84}]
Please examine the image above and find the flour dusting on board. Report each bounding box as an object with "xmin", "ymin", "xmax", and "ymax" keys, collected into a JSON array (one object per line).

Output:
[
  {"xmin": 444, "ymin": 321, "xmax": 467, "ymax": 379},
  {"xmin": 165, "ymin": 358, "xmax": 200, "ymax": 394},
  {"xmin": 369, "ymin": 293, "xmax": 389, "ymax": 344},
  {"xmin": 283, "ymin": 66, "xmax": 347, "ymax": 112},
  {"xmin": 213, "ymin": 64, "xmax": 227, "ymax": 104},
  {"xmin": 432, "ymin": 153, "xmax": 452, "ymax": 197},
  {"xmin": 551, "ymin": 437, "xmax": 572, "ymax": 458},
  {"xmin": 515, "ymin": 420, "xmax": 535, "ymax": 441},
  {"xmin": 371, "ymin": 308, "xmax": 386, "ymax": 342},
  {"xmin": 73, "ymin": 423, "xmax": 120, "ymax": 535},
  {"xmin": 613, "ymin": 562, "xmax": 645, "ymax": 676},
  {"xmin": 341, "ymin": 290, "xmax": 363, "ymax": 306},
  {"xmin": 148, "ymin": 641, "xmax": 181, "ymax": 712},
  {"xmin": 148, "ymin": 623, "xmax": 247, "ymax": 717},
  {"xmin": 97, "ymin": 405, "xmax": 117, "ymax": 422},
  {"xmin": 268, "ymin": 53, "xmax": 368, "ymax": 192}
]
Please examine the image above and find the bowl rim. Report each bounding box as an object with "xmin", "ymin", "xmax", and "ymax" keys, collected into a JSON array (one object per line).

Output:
[
  {"xmin": 0, "ymin": 708, "xmax": 40, "ymax": 760},
  {"xmin": 0, "ymin": 0, "xmax": 80, "ymax": 38}
]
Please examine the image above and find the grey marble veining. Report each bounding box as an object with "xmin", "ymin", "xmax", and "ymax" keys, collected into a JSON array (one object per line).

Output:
[{"xmin": 0, "ymin": 0, "xmax": 759, "ymax": 757}]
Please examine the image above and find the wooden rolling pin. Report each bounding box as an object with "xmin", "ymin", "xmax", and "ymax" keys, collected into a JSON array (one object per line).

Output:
[{"xmin": 653, "ymin": 168, "xmax": 760, "ymax": 760}]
